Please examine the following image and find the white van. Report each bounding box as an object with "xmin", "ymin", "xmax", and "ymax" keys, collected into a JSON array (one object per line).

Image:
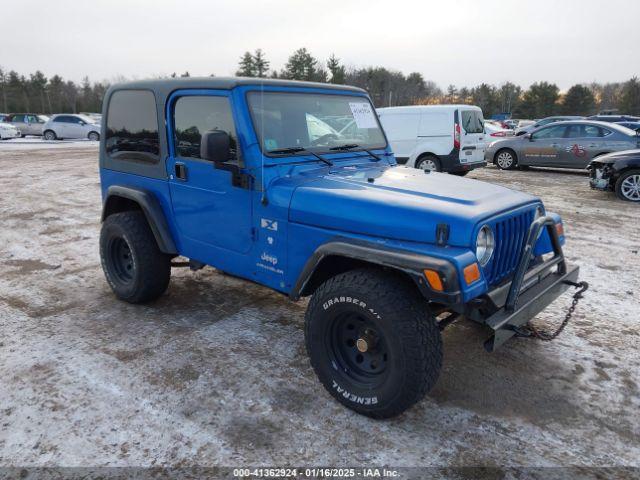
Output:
[{"xmin": 377, "ymin": 105, "xmax": 487, "ymax": 175}]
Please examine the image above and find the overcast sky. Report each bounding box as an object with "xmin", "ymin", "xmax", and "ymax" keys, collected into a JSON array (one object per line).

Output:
[{"xmin": 4, "ymin": 0, "xmax": 639, "ymax": 90}]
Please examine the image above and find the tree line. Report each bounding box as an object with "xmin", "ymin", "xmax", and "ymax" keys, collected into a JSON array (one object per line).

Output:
[{"xmin": 2, "ymin": 48, "xmax": 639, "ymax": 118}]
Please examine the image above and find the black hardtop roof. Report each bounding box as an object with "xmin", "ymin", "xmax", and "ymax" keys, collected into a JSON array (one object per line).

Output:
[{"xmin": 108, "ymin": 76, "xmax": 367, "ymax": 97}]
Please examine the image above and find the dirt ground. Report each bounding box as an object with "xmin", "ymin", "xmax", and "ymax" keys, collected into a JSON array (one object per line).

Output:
[{"xmin": 0, "ymin": 145, "xmax": 639, "ymax": 471}]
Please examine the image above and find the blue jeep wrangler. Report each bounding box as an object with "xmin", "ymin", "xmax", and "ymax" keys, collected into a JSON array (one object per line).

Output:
[{"xmin": 99, "ymin": 78, "xmax": 584, "ymax": 418}]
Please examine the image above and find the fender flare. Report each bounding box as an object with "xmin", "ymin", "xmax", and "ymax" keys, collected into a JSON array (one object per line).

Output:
[
  {"xmin": 290, "ymin": 239, "xmax": 462, "ymax": 304},
  {"xmin": 102, "ymin": 185, "xmax": 178, "ymax": 255}
]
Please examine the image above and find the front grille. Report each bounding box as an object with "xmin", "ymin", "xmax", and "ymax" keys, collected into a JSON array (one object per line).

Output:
[{"xmin": 482, "ymin": 208, "xmax": 536, "ymax": 286}]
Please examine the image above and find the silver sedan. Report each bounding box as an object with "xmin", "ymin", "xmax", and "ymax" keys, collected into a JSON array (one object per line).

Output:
[{"xmin": 486, "ymin": 121, "xmax": 640, "ymax": 170}]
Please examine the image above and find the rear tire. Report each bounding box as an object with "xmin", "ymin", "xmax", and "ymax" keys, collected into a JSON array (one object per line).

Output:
[
  {"xmin": 415, "ymin": 154, "xmax": 441, "ymax": 172},
  {"xmin": 615, "ymin": 169, "xmax": 640, "ymax": 202},
  {"xmin": 43, "ymin": 130, "xmax": 57, "ymax": 141},
  {"xmin": 305, "ymin": 268, "xmax": 442, "ymax": 419},
  {"xmin": 100, "ymin": 211, "xmax": 171, "ymax": 303},
  {"xmin": 495, "ymin": 149, "xmax": 518, "ymax": 170}
]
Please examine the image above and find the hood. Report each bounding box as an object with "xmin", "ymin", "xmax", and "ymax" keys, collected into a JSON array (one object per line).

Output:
[
  {"xmin": 288, "ymin": 165, "xmax": 538, "ymax": 247},
  {"xmin": 589, "ymin": 149, "xmax": 640, "ymax": 165}
]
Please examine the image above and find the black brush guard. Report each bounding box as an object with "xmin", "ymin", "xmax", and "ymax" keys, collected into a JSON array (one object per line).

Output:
[{"xmin": 481, "ymin": 215, "xmax": 580, "ymax": 352}]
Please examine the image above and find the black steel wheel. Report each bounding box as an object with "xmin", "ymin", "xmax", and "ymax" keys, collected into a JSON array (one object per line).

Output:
[
  {"xmin": 327, "ymin": 311, "xmax": 389, "ymax": 388},
  {"xmin": 305, "ymin": 268, "xmax": 442, "ymax": 419},
  {"xmin": 106, "ymin": 236, "xmax": 135, "ymax": 284}
]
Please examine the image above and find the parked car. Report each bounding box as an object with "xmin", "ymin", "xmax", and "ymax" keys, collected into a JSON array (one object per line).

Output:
[
  {"xmin": 515, "ymin": 116, "xmax": 585, "ymax": 136},
  {"xmin": 0, "ymin": 121, "xmax": 20, "ymax": 140},
  {"xmin": 377, "ymin": 105, "xmax": 486, "ymax": 175},
  {"xmin": 42, "ymin": 114, "xmax": 101, "ymax": 141},
  {"xmin": 589, "ymin": 150, "xmax": 640, "ymax": 202},
  {"xmin": 98, "ymin": 77, "xmax": 582, "ymax": 419},
  {"xmin": 587, "ymin": 115, "xmax": 640, "ymax": 123},
  {"xmin": 0, "ymin": 113, "xmax": 9, "ymax": 122},
  {"xmin": 3, "ymin": 113, "xmax": 49, "ymax": 136},
  {"xmin": 485, "ymin": 121, "xmax": 514, "ymax": 138},
  {"xmin": 615, "ymin": 121, "xmax": 640, "ymax": 131},
  {"xmin": 486, "ymin": 121, "xmax": 640, "ymax": 170}
]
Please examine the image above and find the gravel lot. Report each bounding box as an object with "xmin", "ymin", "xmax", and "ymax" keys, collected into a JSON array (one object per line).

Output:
[{"xmin": 0, "ymin": 145, "xmax": 639, "ymax": 471}]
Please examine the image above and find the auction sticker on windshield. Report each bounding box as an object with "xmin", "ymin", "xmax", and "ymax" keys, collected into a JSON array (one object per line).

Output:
[{"xmin": 349, "ymin": 102, "xmax": 377, "ymax": 129}]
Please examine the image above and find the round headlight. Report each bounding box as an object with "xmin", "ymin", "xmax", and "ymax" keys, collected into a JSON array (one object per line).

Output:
[{"xmin": 476, "ymin": 225, "xmax": 495, "ymax": 266}]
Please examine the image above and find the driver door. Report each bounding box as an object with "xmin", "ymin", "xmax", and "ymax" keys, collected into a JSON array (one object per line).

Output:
[
  {"xmin": 522, "ymin": 124, "xmax": 567, "ymax": 166},
  {"xmin": 165, "ymin": 91, "xmax": 253, "ymax": 255}
]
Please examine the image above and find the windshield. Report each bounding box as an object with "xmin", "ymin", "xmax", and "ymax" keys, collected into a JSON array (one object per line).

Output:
[
  {"xmin": 247, "ymin": 92, "xmax": 387, "ymax": 155},
  {"xmin": 76, "ymin": 114, "xmax": 96, "ymax": 124}
]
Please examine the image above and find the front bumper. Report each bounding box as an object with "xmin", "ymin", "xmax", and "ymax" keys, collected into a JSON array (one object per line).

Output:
[
  {"xmin": 589, "ymin": 166, "xmax": 612, "ymax": 191},
  {"xmin": 475, "ymin": 216, "xmax": 581, "ymax": 351}
]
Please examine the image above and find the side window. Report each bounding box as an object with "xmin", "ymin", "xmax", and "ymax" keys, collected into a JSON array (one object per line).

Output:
[
  {"xmin": 106, "ymin": 90, "xmax": 159, "ymax": 162},
  {"xmin": 565, "ymin": 125, "xmax": 582, "ymax": 138},
  {"xmin": 173, "ymin": 95, "xmax": 239, "ymax": 162},
  {"xmin": 12, "ymin": 115, "xmax": 25, "ymax": 123},
  {"xmin": 53, "ymin": 116, "xmax": 67, "ymax": 123},
  {"xmin": 532, "ymin": 125, "xmax": 566, "ymax": 139}
]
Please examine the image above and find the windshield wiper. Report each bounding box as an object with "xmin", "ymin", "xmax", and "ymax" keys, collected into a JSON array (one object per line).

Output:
[
  {"xmin": 329, "ymin": 144, "xmax": 382, "ymax": 162},
  {"xmin": 267, "ymin": 147, "xmax": 333, "ymax": 166}
]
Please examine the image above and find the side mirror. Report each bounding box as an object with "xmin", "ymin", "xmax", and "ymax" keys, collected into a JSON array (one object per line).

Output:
[
  {"xmin": 524, "ymin": 133, "xmax": 533, "ymax": 141},
  {"xmin": 201, "ymin": 130, "xmax": 231, "ymax": 163}
]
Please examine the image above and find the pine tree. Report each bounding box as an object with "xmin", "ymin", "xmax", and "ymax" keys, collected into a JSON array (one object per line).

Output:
[
  {"xmin": 253, "ymin": 49, "xmax": 269, "ymax": 78},
  {"xmin": 327, "ymin": 54, "xmax": 345, "ymax": 84},
  {"xmin": 283, "ymin": 48, "xmax": 317, "ymax": 81},
  {"xmin": 561, "ymin": 84, "xmax": 595, "ymax": 115},
  {"xmin": 618, "ymin": 77, "xmax": 640, "ymax": 115},
  {"xmin": 236, "ymin": 52, "xmax": 256, "ymax": 77}
]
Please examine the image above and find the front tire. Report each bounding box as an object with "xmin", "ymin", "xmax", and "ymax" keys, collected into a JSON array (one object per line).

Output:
[
  {"xmin": 416, "ymin": 154, "xmax": 441, "ymax": 172},
  {"xmin": 88, "ymin": 131, "xmax": 100, "ymax": 141},
  {"xmin": 100, "ymin": 211, "xmax": 171, "ymax": 303},
  {"xmin": 495, "ymin": 148, "xmax": 518, "ymax": 170},
  {"xmin": 305, "ymin": 269, "xmax": 442, "ymax": 419},
  {"xmin": 615, "ymin": 169, "xmax": 640, "ymax": 202},
  {"xmin": 43, "ymin": 130, "xmax": 57, "ymax": 141}
]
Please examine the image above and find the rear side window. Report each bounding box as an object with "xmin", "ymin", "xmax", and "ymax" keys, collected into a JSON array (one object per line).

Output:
[
  {"xmin": 173, "ymin": 95, "xmax": 240, "ymax": 161},
  {"xmin": 106, "ymin": 90, "xmax": 159, "ymax": 162},
  {"xmin": 11, "ymin": 115, "xmax": 25, "ymax": 123},
  {"xmin": 584, "ymin": 125, "xmax": 610, "ymax": 137},
  {"xmin": 461, "ymin": 110, "xmax": 484, "ymax": 134}
]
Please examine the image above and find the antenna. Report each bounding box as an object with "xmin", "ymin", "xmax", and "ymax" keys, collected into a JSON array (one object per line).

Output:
[{"xmin": 260, "ymin": 79, "xmax": 268, "ymax": 205}]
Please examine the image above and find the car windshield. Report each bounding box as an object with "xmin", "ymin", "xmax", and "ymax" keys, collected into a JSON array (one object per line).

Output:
[
  {"xmin": 77, "ymin": 114, "xmax": 97, "ymax": 124},
  {"xmin": 247, "ymin": 91, "xmax": 387, "ymax": 155}
]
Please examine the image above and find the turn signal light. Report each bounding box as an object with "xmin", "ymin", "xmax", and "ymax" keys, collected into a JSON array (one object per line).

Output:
[
  {"xmin": 463, "ymin": 263, "xmax": 481, "ymax": 285},
  {"xmin": 424, "ymin": 269, "xmax": 444, "ymax": 292},
  {"xmin": 556, "ymin": 222, "xmax": 565, "ymax": 237}
]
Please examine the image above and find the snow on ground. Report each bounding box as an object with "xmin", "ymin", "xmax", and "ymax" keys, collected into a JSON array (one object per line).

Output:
[
  {"xmin": 0, "ymin": 146, "xmax": 638, "ymax": 471},
  {"xmin": 0, "ymin": 136, "xmax": 99, "ymax": 150}
]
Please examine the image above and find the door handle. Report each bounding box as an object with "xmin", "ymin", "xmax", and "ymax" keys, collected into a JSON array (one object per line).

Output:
[{"xmin": 175, "ymin": 162, "xmax": 187, "ymax": 180}]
